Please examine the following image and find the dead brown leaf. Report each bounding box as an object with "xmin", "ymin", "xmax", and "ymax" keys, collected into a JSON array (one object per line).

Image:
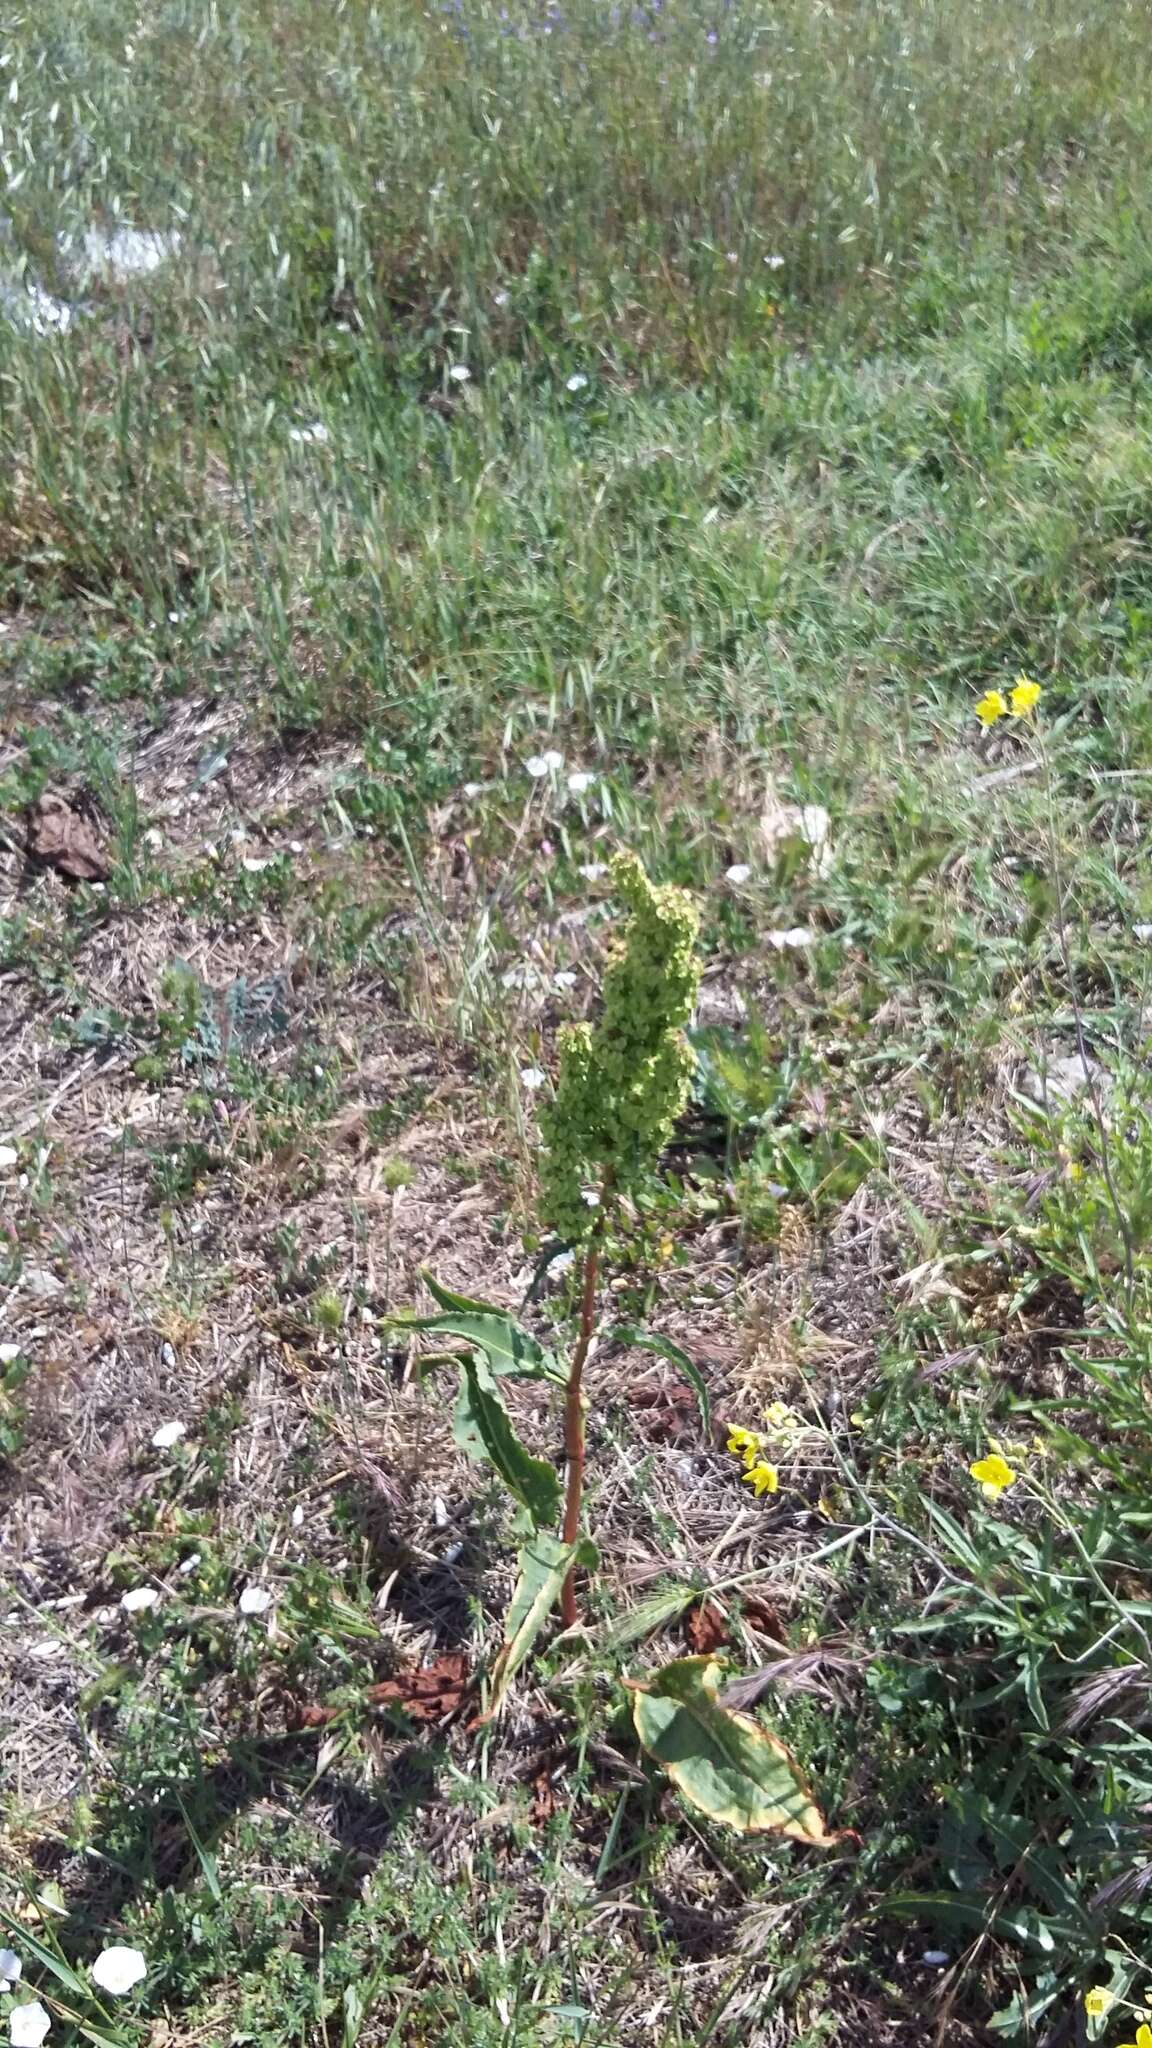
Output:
[
  {"xmin": 366, "ymin": 1649, "xmax": 473, "ymax": 1723},
  {"xmin": 684, "ymin": 1599, "xmax": 731, "ymax": 1655},
  {"xmin": 27, "ymin": 793, "xmax": 109, "ymax": 882}
]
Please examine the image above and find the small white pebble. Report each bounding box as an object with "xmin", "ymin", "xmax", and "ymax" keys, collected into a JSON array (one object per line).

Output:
[
  {"xmin": 921, "ymin": 1951, "xmax": 950, "ymax": 1968},
  {"xmin": 432, "ymin": 1496, "xmax": 450, "ymax": 1529},
  {"xmin": 725, "ymin": 863, "xmax": 752, "ymax": 884},
  {"xmin": 291, "ymin": 1503, "xmax": 305, "ymax": 1527},
  {"xmin": 150, "ymin": 1420, "xmax": 186, "ymax": 1450},
  {"xmin": 567, "ymin": 770, "xmax": 595, "ymax": 793},
  {"xmin": 159, "ymin": 1341, "xmax": 176, "ymax": 1369},
  {"xmin": 28, "ymin": 1640, "xmax": 64, "ymax": 1661},
  {"xmin": 120, "ymin": 1587, "xmax": 160, "ymax": 1614},
  {"xmin": 238, "ymin": 1585, "xmax": 272, "ymax": 1615},
  {"xmin": 289, "ymin": 840, "xmax": 304, "ymax": 854}
]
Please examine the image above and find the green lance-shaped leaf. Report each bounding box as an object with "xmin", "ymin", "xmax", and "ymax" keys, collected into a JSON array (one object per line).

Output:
[
  {"xmin": 484, "ymin": 1530, "xmax": 600, "ymax": 1719},
  {"xmin": 611, "ymin": 1325, "xmax": 711, "ymax": 1436},
  {"xmin": 629, "ymin": 1655, "xmax": 843, "ymax": 1843},
  {"xmin": 452, "ymin": 1354, "xmax": 562, "ymax": 1528},
  {"xmin": 398, "ymin": 1271, "xmax": 566, "ymax": 1382}
]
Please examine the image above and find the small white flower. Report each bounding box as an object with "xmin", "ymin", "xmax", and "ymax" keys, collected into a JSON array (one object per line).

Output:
[
  {"xmin": 524, "ymin": 755, "xmax": 550, "ymax": 779},
  {"xmin": 177, "ymin": 1553, "xmax": 201, "ymax": 1575},
  {"xmin": 241, "ymin": 855, "xmax": 270, "ymax": 874},
  {"xmin": 150, "ymin": 1421, "xmax": 186, "ymax": 1450},
  {"xmin": 9, "ymin": 2002, "xmax": 50, "ymax": 2047},
  {"xmin": 552, "ymin": 970, "xmax": 577, "ymax": 990},
  {"xmin": 565, "ymin": 373, "xmax": 588, "ymax": 392},
  {"xmin": 577, "ymin": 862, "xmax": 607, "ymax": 881},
  {"xmin": 493, "ymin": 289, "xmax": 510, "ymax": 307},
  {"xmin": 0, "ymin": 1338, "xmax": 17, "ymax": 1362},
  {"xmin": 1134, "ymin": 923, "xmax": 1152, "ymax": 941},
  {"xmin": 447, "ymin": 363, "xmax": 471, "ymax": 383},
  {"xmin": 580, "ymin": 1188, "xmax": 601, "ymax": 1208},
  {"xmin": 287, "ymin": 422, "xmax": 330, "ymax": 445},
  {"xmin": 462, "ymin": 781, "xmax": 483, "ymax": 798},
  {"xmin": 766, "ymin": 926, "xmax": 814, "ymax": 950},
  {"xmin": 764, "ymin": 253, "xmax": 785, "ymax": 269},
  {"xmin": 541, "ymin": 748, "xmax": 564, "ymax": 772},
  {"xmin": 120, "ymin": 1587, "xmax": 159, "ymax": 1615},
  {"xmin": 0, "ymin": 1145, "xmax": 18, "ymax": 1170},
  {"xmin": 725, "ymin": 863, "xmax": 752, "ymax": 885},
  {"xmin": 91, "ymin": 1946, "xmax": 147, "ymax": 1997},
  {"xmin": 238, "ymin": 1585, "xmax": 272, "ymax": 1615},
  {"xmin": 566, "ymin": 771, "xmax": 595, "ymax": 793},
  {"xmin": 519, "ymin": 1066, "xmax": 545, "ymax": 1090},
  {"xmin": 0, "ymin": 1951, "xmax": 21, "ymax": 1987}
]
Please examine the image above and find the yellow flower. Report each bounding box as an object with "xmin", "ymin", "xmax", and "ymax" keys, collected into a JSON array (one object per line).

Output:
[
  {"xmin": 763, "ymin": 1401, "xmax": 797, "ymax": 1431},
  {"xmin": 974, "ymin": 689, "xmax": 1008, "ymax": 727},
  {"xmin": 743, "ymin": 1461, "xmax": 779, "ymax": 1497},
  {"xmin": 1116, "ymin": 2025, "xmax": 1152, "ymax": 2048},
  {"xmin": 1084, "ymin": 1989, "xmax": 1114, "ymax": 2020},
  {"xmin": 726, "ymin": 1426, "xmax": 763, "ymax": 1467},
  {"xmin": 969, "ymin": 1452, "xmax": 1017, "ymax": 1501},
  {"xmin": 1009, "ymin": 676, "xmax": 1042, "ymax": 717}
]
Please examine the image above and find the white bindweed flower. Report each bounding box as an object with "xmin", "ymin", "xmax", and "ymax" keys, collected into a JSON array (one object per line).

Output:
[
  {"xmin": 150, "ymin": 1421, "xmax": 186, "ymax": 1450},
  {"xmin": 0, "ymin": 1950, "xmax": 22, "ymax": 1986},
  {"xmin": 9, "ymin": 2003, "xmax": 50, "ymax": 2047},
  {"xmin": 238, "ymin": 1585, "xmax": 272, "ymax": 1616},
  {"xmin": 91, "ymin": 1947, "xmax": 147, "ymax": 1997},
  {"xmin": 519, "ymin": 1067, "xmax": 545, "ymax": 1090},
  {"xmin": 120, "ymin": 1587, "xmax": 159, "ymax": 1615},
  {"xmin": 725, "ymin": 863, "xmax": 752, "ymax": 884},
  {"xmin": 241, "ymin": 855, "xmax": 270, "ymax": 874},
  {"xmin": 0, "ymin": 1346, "xmax": 18, "ymax": 1363},
  {"xmin": 177, "ymin": 1553, "xmax": 201, "ymax": 1575},
  {"xmin": 552, "ymin": 970, "xmax": 577, "ymax": 990},
  {"xmin": 567, "ymin": 771, "xmax": 594, "ymax": 793},
  {"xmin": 764, "ymin": 253, "xmax": 785, "ymax": 269},
  {"xmin": 577, "ymin": 862, "xmax": 607, "ymax": 881},
  {"xmin": 0, "ymin": 1145, "xmax": 17, "ymax": 1170},
  {"xmin": 565, "ymin": 373, "xmax": 588, "ymax": 392},
  {"xmin": 766, "ymin": 927, "xmax": 814, "ymax": 950},
  {"xmin": 447, "ymin": 363, "xmax": 471, "ymax": 383},
  {"xmin": 287, "ymin": 422, "xmax": 329, "ymax": 445},
  {"xmin": 493, "ymin": 289, "xmax": 509, "ymax": 307},
  {"xmin": 525, "ymin": 750, "xmax": 563, "ymax": 778}
]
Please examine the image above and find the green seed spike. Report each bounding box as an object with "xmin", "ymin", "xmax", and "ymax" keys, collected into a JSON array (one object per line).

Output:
[{"xmin": 539, "ymin": 853, "xmax": 701, "ymax": 1241}]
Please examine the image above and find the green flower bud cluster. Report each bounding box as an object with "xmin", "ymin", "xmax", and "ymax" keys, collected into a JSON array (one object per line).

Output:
[{"xmin": 539, "ymin": 853, "xmax": 701, "ymax": 1241}]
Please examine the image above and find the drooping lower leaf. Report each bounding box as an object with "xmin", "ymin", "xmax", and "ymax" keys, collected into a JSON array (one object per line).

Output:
[
  {"xmin": 401, "ymin": 1270, "xmax": 565, "ymax": 1381},
  {"xmin": 611, "ymin": 1325, "xmax": 711, "ymax": 1436},
  {"xmin": 452, "ymin": 1355, "xmax": 562, "ymax": 1527},
  {"xmin": 484, "ymin": 1531, "xmax": 599, "ymax": 1719},
  {"xmin": 629, "ymin": 1655, "xmax": 842, "ymax": 1843}
]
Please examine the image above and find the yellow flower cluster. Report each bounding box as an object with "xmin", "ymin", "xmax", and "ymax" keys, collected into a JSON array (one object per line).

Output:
[
  {"xmin": 974, "ymin": 676, "xmax": 1043, "ymax": 727},
  {"xmin": 726, "ymin": 1403, "xmax": 807, "ymax": 1498}
]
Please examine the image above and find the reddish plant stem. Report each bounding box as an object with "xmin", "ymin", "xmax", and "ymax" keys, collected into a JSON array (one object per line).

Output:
[{"xmin": 559, "ymin": 1233, "xmax": 601, "ymax": 1627}]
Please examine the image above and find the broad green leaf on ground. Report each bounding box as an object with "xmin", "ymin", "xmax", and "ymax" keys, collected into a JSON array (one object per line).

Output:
[
  {"xmin": 611, "ymin": 1326, "xmax": 712, "ymax": 1435},
  {"xmin": 452, "ymin": 1354, "xmax": 563, "ymax": 1527},
  {"xmin": 628, "ymin": 1655, "xmax": 842, "ymax": 1843},
  {"xmin": 484, "ymin": 1530, "xmax": 599, "ymax": 1719},
  {"xmin": 400, "ymin": 1271, "xmax": 566, "ymax": 1381}
]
